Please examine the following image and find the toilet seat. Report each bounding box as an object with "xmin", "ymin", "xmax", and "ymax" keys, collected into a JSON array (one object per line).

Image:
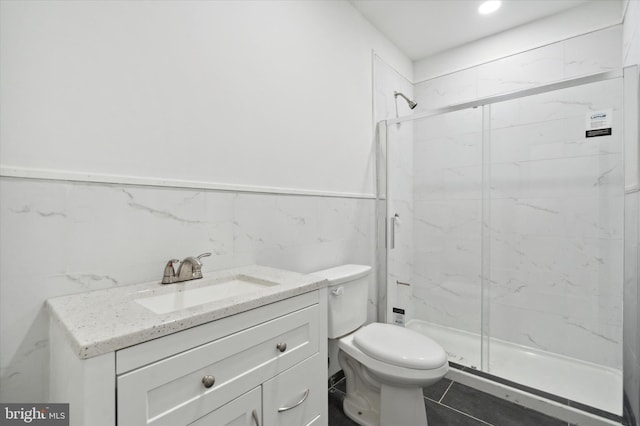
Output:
[
  {"xmin": 338, "ymin": 329, "xmax": 448, "ymax": 387},
  {"xmin": 353, "ymin": 323, "xmax": 447, "ymax": 370}
]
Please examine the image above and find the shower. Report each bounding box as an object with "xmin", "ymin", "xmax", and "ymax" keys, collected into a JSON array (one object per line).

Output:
[
  {"xmin": 380, "ymin": 71, "xmax": 627, "ymax": 420},
  {"xmin": 394, "ymin": 91, "xmax": 418, "ymax": 109}
]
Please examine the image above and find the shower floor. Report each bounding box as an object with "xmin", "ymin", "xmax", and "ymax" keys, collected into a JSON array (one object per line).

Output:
[{"xmin": 407, "ymin": 319, "xmax": 623, "ymax": 416}]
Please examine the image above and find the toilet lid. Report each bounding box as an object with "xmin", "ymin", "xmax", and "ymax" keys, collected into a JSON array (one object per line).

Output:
[{"xmin": 353, "ymin": 323, "xmax": 447, "ymax": 370}]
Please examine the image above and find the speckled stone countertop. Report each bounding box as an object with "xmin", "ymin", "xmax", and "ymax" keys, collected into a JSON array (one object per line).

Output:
[{"xmin": 47, "ymin": 265, "xmax": 328, "ymax": 360}]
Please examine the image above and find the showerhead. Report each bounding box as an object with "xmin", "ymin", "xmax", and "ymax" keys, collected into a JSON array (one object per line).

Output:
[{"xmin": 394, "ymin": 91, "xmax": 418, "ymax": 109}]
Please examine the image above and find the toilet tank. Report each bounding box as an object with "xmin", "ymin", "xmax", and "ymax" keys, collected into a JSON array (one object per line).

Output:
[{"xmin": 312, "ymin": 264, "xmax": 371, "ymax": 338}]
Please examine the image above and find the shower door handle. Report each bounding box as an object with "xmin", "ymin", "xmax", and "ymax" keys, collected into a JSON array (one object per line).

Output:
[{"xmin": 390, "ymin": 213, "xmax": 400, "ymax": 249}]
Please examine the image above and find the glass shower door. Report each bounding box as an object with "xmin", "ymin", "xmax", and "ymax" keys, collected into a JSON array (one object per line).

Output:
[
  {"xmin": 383, "ymin": 75, "xmax": 624, "ymax": 416},
  {"xmin": 487, "ymin": 77, "xmax": 624, "ymax": 414},
  {"xmin": 385, "ymin": 107, "xmax": 485, "ymax": 370}
]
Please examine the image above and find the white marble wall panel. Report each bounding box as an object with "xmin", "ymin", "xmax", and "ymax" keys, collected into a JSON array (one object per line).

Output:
[
  {"xmin": 477, "ymin": 43, "xmax": 565, "ymax": 99},
  {"xmin": 564, "ymin": 26, "xmax": 622, "ymax": 77},
  {"xmin": 407, "ymin": 108, "xmax": 483, "ymax": 332},
  {"xmin": 0, "ymin": 178, "xmax": 375, "ymax": 402},
  {"xmin": 414, "ymin": 26, "xmax": 622, "ymax": 112},
  {"xmin": 485, "ymin": 78, "xmax": 624, "ymax": 368},
  {"xmin": 413, "ymin": 67, "xmax": 478, "ymax": 111}
]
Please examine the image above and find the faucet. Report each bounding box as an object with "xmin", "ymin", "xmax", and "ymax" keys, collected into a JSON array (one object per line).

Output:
[{"xmin": 161, "ymin": 253, "xmax": 211, "ymax": 284}]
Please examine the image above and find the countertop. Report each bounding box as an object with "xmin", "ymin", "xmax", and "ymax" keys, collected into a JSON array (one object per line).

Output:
[{"xmin": 47, "ymin": 265, "xmax": 328, "ymax": 359}]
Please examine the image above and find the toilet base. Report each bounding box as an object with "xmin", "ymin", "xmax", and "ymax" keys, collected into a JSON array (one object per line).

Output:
[
  {"xmin": 339, "ymin": 350, "xmax": 430, "ymax": 426},
  {"xmin": 343, "ymin": 385, "xmax": 428, "ymax": 426},
  {"xmin": 380, "ymin": 385, "xmax": 428, "ymax": 426},
  {"xmin": 343, "ymin": 397, "xmax": 379, "ymax": 426}
]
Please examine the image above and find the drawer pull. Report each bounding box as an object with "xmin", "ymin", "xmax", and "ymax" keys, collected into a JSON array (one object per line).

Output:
[
  {"xmin": 276, "ymin": 342, "xmax": 287, "ymax": 352},
  {"xmin": 251, "ymin": 409, "xmax": 260, "ymax": 425},
  {"xmin": 201, "ymin": 375, "xmax": 215, "ymax": 388},
  {"xmin": 277, "ymin": 388, "xmax": 309, "ymax": 412}
]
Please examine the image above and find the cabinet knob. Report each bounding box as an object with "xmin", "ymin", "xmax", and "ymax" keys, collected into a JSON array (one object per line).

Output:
[
  {"xmin": 276, "ymin": 342, "xmax": 287, "ymax": 352},
  {"xmin": 201, "ymin": 375, "xmax": 215, "ymax": 388}
]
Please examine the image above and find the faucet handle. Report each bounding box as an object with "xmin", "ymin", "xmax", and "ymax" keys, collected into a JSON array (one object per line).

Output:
[
  {"xmin": 161, "ymin": 259, "xmax": 180, "ymax": 284},
  {"xmin": 197, "ymin": 252, "xmax": 212, "ymax": 261},
  {"xmin": 191, "ymin": 253, "xmax": 211, "ymax": 279}
]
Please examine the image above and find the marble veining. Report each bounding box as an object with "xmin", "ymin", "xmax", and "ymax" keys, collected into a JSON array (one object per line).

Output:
[{"xmin": 47, "ymin": 264, "xmax": 327, "ymax": 360}]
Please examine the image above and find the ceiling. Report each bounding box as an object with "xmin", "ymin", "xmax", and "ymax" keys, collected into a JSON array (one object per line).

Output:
[{"xmin": 349, "ymin": 0, "xmax": 619, "ymax": 61}]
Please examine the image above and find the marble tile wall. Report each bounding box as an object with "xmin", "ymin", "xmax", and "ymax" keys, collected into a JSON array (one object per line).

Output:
[
  {"xmin": 487, "ymin": 78, "xmax": 624, "ymax": 368},
  {"xmin": 410, "ymin": 107, "xmax": 483, "ymax": 333},
  {"xmin": 414, "ymin": 26, "xmax": 622, "ymax": 112},
  {"xmin": 0, "ymin": 178, "xmax": 375, "ymax": 402}
]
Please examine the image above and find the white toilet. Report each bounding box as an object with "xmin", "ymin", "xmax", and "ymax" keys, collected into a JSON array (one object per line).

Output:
[{"xmin": 313, "ymin": 264, "xmax": 448, "ymax": 426}]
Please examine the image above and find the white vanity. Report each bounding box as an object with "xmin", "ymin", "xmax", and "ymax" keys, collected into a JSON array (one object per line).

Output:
[{"xmin": 47, "ymin": 265, "xmax": 329, "ymax": 426}]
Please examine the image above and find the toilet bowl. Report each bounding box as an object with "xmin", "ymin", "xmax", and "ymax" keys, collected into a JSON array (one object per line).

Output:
[{"xmin": 312, "ymin": 265, "xmax": 448, "ymax": 426}]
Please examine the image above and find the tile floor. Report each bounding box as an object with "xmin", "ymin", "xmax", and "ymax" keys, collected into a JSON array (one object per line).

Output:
[{"xmin": 328, "ymin": 375, "xmax": 582, "ymax": 426}]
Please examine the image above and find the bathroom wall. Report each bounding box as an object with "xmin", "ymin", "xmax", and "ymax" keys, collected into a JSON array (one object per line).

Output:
[
  {"xmin": 622, "ymin": 0, "xmax": 640, "ymax": 423},
  {"xmin": 413, "ymin": 1, "xmax": 624, "ymax": 82},
  {"xmin": 0, "ymin": 0, "xmax": 412, "ymax": 402},
  {"xmin": 323, "ymin": 54, "xmax": 413, "ymax": 379},
  {"xmin": 405, "ymin": 26, "xmax": 625, "ymax": 369},
  {"xmin": 0, "ymin": 0, "xmax": 410, "ymax": 197}
]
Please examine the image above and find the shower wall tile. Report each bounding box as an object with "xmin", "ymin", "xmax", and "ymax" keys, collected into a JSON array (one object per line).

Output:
[
  {"xmin": 484, "ymin": 77, "xmax": 624, "ymax": 368},
  {"xmin": 414, "ymin": 26, "xmax": 622, "ymax": 111},
  {"xmin": 0, "ymin": 177, "xmax": 375, "ymax": 402},
  {"xmin": 413, "ymin": 67, "xmax": 478, "ymax": 111},
  {"xmin": 564, "ymin": 26, "xmax": 622, "ymax": 77},
  {"xmin": 477, "ymin": 43, "xmax": 565, "ymax": 99},
  {"xmin": 409, "ymin": 107, "xmax": 484, "ymax": 331}
]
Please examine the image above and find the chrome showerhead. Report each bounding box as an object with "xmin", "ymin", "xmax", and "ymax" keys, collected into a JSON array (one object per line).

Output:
[{"xmin": 394, "ymin": 91, "xmax": 418, "ymax": 109}]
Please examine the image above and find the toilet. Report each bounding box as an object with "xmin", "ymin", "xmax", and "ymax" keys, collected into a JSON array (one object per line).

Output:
[{"xmin": 313, "ymin": 264, "xmax": 448, "ymax": 426}]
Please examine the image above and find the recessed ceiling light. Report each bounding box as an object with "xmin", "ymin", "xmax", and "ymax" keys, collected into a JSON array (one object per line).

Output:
[{"xmin": 478, "ymin": 0, "xmax": 501, "ymax": 15}]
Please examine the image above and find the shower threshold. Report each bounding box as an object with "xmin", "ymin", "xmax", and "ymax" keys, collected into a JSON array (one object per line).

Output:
[{"xmin": 407, "ymin": 320, "xmax": 623, "ymax": 420}]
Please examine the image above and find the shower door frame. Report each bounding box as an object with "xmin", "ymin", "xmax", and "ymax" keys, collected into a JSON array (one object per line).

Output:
[{"xmin": 377, "ymin": 67, "xmax": 631, "ymax": 397}]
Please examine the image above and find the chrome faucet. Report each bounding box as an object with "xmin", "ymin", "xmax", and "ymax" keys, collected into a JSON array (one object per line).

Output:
[{"xmin": 161, "ymin": 253, "xmax": 211, "ymax": 284}]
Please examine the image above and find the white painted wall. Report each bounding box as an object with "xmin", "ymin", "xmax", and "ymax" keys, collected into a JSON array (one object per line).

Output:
[
  {"xmin": 0, "ymin": 0, "xmax": 412, "ymax": 403},
  {"xmin": 0, "ymin": 0, "xmax": 411, "ymax": 197}
]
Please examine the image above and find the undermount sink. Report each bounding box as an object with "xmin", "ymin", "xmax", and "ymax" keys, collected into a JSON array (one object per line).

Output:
[{"xmin": 135, "ymin": 275, "xmax": 279, "ymax": 314}]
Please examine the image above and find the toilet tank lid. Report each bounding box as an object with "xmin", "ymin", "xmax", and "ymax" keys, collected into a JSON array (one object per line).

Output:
[{"xmin": 312, "ymin": 264, "xmax": 371, "ymax": 286}]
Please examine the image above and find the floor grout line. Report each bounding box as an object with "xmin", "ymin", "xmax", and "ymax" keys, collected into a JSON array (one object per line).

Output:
[
  {"xmin": 438, "ymin": 380, "xmax": 455, "ymax": 403},
  {"xmin": 429, "ymin": 397, "xmax": 495, "ymax": 426}
]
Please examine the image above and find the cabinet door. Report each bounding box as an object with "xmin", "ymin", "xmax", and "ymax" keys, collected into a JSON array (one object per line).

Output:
[
  {"xmin": 189, "ymin": 387, "xmax": 261, "ymax": 426},
  {"xmin": 262, "ymin": 354, "xmax": 324, "ymax": 426}
]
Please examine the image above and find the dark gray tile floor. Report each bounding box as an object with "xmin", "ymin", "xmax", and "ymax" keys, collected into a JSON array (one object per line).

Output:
[{"xmin": 328, "ymin": 376, "xmax": 575, "ymax": 426}]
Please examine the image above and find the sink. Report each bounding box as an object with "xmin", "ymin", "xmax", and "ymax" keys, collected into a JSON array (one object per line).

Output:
[{"xmin": 135, "ymin": 275, "xmax": 279, "ymax": 314}]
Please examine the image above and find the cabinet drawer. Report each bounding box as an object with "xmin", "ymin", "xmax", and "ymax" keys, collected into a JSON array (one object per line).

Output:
[
  {"xmin": 117, "ymin": 304, "xmax": 319, "ymax": 426},
  {"xmin": 189, "ymin": 386, "xmax": 261, "ymax": 426},
  {"xmin": 263, "ymin": 353, "xmax": 324, "ymax": 426}
]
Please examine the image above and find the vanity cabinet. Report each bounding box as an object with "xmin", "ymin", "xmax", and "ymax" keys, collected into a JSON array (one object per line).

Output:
[{"xmin": 49, "ymin": 287, "xmax": 328, "ymax": 426}]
